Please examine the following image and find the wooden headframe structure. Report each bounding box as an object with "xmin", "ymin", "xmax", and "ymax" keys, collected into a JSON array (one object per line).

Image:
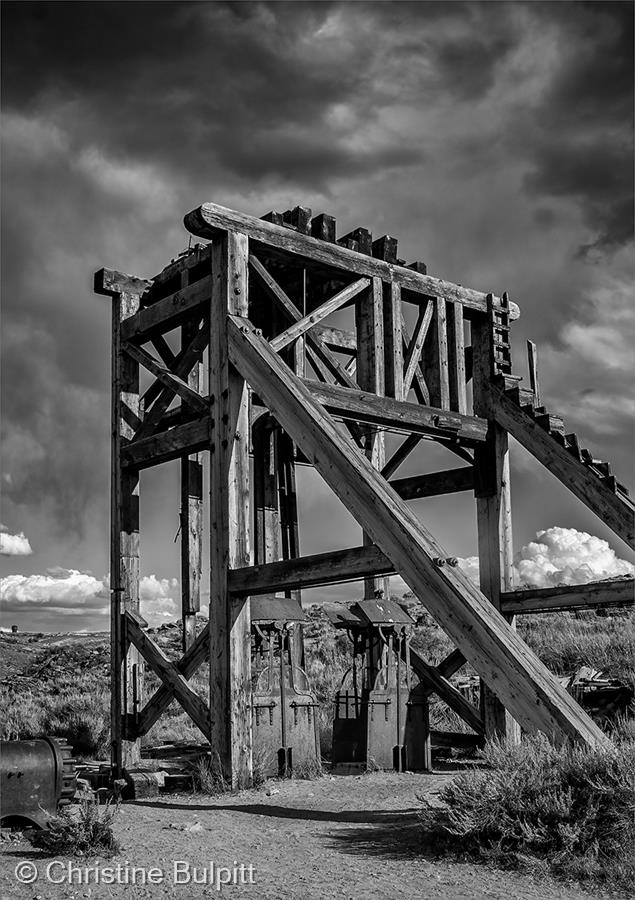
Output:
[{"xmin": 96, "ymin": 201, "xmax": 634, "ymax": 785}]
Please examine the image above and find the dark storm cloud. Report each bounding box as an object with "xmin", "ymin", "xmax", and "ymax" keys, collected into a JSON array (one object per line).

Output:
[
  {"xmin": 1, "ymin": 0, "xmax": 633, "ymax": 559},
  {"xmin": 515, "ymin": 1, "xmax": 634, "ymax": 256}
]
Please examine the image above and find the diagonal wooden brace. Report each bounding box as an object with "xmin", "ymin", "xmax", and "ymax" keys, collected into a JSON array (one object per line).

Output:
[
  {"xmin": 226, "ymin": 315, "xmax": 609, "ymax": 748},
  {"xmin": 124, "ymin": 612, "xmax": 211, "ymax": 739}
]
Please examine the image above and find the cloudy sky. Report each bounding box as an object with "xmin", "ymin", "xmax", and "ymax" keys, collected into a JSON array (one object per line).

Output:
[{"xmin": 1, "ymin": 1, "xmax": 633, "ymax": 631}]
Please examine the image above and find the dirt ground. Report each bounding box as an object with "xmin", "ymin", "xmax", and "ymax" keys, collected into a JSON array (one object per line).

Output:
[{"xmin": 0, "ymin": 769, "xmax": 617, "ymax": 900}]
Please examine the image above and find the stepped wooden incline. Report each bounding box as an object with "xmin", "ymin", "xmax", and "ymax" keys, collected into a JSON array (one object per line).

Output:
[{"xmin": 98, "ymin": 200, "xmax": 633, "ymax": 787}]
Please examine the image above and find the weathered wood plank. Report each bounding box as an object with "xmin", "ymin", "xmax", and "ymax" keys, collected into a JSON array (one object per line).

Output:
[
  {"xmin": 122, "ymin": 419, "xmax": 210, "ymax": 470},
  {"xmin": 209, "ymin": 232, "xmax": 252, "ymax": 788},
  {"xmin": 356, "ymin": 276, "xmax": 387, "ymax": 600},
  {"xmin": 447, "ymin": 300, "xmax": 467, "ymax": 414},
  {"xmin": 227, "ymin": 317, "xmax": 607, "ymax": 747},
  {"xmin": 500, "ymin": 579, "xmax": 635, "ymax": 614},
  {"xmin": 136, "ymin": 624, "xmax": 210, "ymax": 736},
  {"xmin": 302, "ymin": 379, "xmax": 488, "ymax": 443},
  {"xmin": 383, "ymin": 283, "xmax": 404, "ymax": 400},
  {"xmin": 390, "ymin": 467, "xmax": 474, "ymax": 500},
  {"xmin": 400, "ymin": 645, "xmax": 484, "ymax": 734},
  {"xmin": 103, "ymin": 277, "xmax": 145, "ymax": 775},
  {"xmin": 120, "ymin": 277, "xmax": 212, "ymax": 343},
  {"xmin": 381, "ymin": 434, "xmax": 421, "ymax": 480},
  {"xmin": 270, "ymin": 278, "xmax": 370, "ymax": 352},
  {"xmin": 185, "ymin": 202, "xmax": 520, "ymax": 318},
  {"xmin": 403, "ymin": 300, "xmax": 433, "ymax": 395},
  {"xmin": 472, "ymin": 313, "xmax": 520, "ymax": 742},
  {"xmin": 124, "ymin": 343, "xmax": 208, "ymax": 417},
  {"xmin": 229, "ymin": 544, "xmax": 394, "ymax": 595},
  {"xmin": 488, "ymin": 383, "xmax": 634, "ymax": 550},
  {"xmin": 181, "ymin": 282, "xmax": 204, "ymax": 651},
  {"xmin": 125, "ymin": 612, "xmax": 211, "ymax": 738},
  {"xmin": 422, "ymin": 296, "xmax": 450, "ymax": 409}
]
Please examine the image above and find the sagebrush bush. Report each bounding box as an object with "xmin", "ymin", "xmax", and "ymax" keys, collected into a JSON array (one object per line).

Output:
[
  {"xmin": 420, "ymin": 735, "xmax": 635, "ymax": 889},
  {"xmin": 30, "ymin": 799, "xmax": 120, "ymax": 858}
]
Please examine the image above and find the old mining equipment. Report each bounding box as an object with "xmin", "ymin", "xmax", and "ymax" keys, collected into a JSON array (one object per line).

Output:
[
  {"xmin": 251, "ymin": 596, "xmax": 320, "ymax": 777},
  {"xmin": 329, "ymin": 598, "xmax": 431, "ymax": 774},
  {"xmin": 0, "ymin": 737, "xmax": 77, "ymax": 828}
]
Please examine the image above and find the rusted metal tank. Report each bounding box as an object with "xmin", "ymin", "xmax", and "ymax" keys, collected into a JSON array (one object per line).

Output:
[{"xmin": 0, "ymin": 737, "xmax": 76, "ymax": 828}]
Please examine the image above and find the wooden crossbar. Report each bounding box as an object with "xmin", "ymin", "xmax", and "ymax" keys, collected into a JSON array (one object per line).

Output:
[
  {"xmin": 124, "ymin": 343, "xmax": 207, "ymax": 421},
  {"xmin": 500, "ymin": 578, "xmax": 634, "ymax": 615},
  {"xmin": 403, "ymin": 300, "xmax": 433, "ymax": 394},
  {"xmin": 303, "ymin": 380, "xmax": 487, "ymax": 443},
  {"xmin": 185, "ymin": 202, "xmax": 521, "ymax": 318},
  {"xmin": 270, "ymin": 278, "xmax": 369, "ymax": 352},
  {"xmin": 124, "ymin": 612, "xmax": 211, "ymax": 738},
  {"xmin": 136, "ymin": 623, "xmax": 210, "ymax": 736},
  {"xmin": 226, "ymin": 315, "xmax": 608, "ymax": 747}
]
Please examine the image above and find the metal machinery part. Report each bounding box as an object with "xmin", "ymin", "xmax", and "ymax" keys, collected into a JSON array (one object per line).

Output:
[
  {"xmin": 0, "ymin": 737, "xmax": 77, "ymax": 828},
  {"xmin": 328, "ymin": 598, "xmax": 431, "ymax": 774},
  {"xmin": 251, "ymin": 596, "xmax": 320, "ymax": 777}
]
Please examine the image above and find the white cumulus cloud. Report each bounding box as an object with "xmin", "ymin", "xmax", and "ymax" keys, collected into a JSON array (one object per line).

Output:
[
  {"xmin": 0, "ymin": 568, "xmax": 179, "ymax": 626},
  {"xmin": 0, "ymin": 524, "xmax": 33, "ymax": 556},
  {"xmin": 457, "ymin": 526, "xmax": 634, "ymax": 590}
]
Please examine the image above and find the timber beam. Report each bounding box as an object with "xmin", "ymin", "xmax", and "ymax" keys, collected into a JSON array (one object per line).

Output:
[
  {"xmin": 226, "ymin": 315, "xmax": 608, "ymax": 748},
  {"xmin": 229, "ymin": 544, "xmax": 394, "ymax": 596},
  {"xmin": 122, "ymin": 419, "xmax": 210, "ymax": 470},
  {"xmin": 487, "ymin": 383, "xmax": 634, "ymax": 550},
  {"xmin": 124, "ymin": 612, "xmax": 211, "ymax": 738},
  {"xmin": 185, "ymin": 202, "xmax": 520, "ymax": 319},
  {"xmin": 303, "ymin": 380, "xmax": 488, "ymax": 443},
  {"xmin": 500, "ymin": 578, "xmax": 635, "ymax": 615},
  {"xmin": 390, "ymin": 467, "xmax": 474, "ymax": 500}
]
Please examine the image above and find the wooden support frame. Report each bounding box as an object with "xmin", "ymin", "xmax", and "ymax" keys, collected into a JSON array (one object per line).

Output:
[
  {"xmin": 98, "ymin": 199, "xmax": 633, "ymax": 781},
  {"xmin": 472, "ymin": 313, "xmax": 520, "ymax": 743},
  {"xmin": 95, "ymin": 271, "xmax": 145, "ymax": 777},
  {"xmin": 227, "ymin": 316, "xmax": 607, "ymax": 747},
  {"xmin": 208, "ymin": 231, "xmax": 253, "ymax": 789}
]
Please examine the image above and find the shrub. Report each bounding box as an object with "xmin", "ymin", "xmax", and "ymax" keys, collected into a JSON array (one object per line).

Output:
[
  {"xmin": 30, "ymin": 799, "xmax": 120, "ymax": 858},
  {"xmin": 420, "ymin": 735, "xmax": 635, "ymax": 890}
]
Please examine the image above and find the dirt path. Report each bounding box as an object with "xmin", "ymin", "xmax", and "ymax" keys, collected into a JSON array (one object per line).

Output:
[{"xmin": 1, "ymin": 771, "xmax": 613, "ymax": 899}]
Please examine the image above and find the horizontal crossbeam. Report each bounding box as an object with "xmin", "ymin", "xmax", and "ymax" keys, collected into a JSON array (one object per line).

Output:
[
  {"xmin": 303, "ymin": 379, "xmax": 487, "ymax": 443},
  {"xmin": 229, "ymin": 545, "xmax": 394, "ymax": 595},
  {"xmin": 390, "ymin": 467, "xmax": 474, "ymax": 500},
  {"xmin": 122, "ymin": 418, "xmax": 210, "ymax": 469},
  {"xmin": 185, "ymin": 202, "xmax": 520, "ymax": 318},
  {"xmin": 500, "ymin": 578, "xmax": 634, "ymax": 615}
]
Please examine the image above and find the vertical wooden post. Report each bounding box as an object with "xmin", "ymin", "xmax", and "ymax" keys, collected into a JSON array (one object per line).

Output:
[
  {"xmin": 111, "ymin": 286, "xmax": 143, "ymax": 776},
  {"xmin": 253, "ymin": 417, "xmax": 280, "ymax": 567},
  {"xmin": 383, "ymin": 282, "xmax": 403, "ymax": 401},
  {"xmin": 447, "ymin": 300, "xmax": 467, "ymax": 414},
  {"xmin": 422, "ymin": 296, "xmax": 450, "ymax": 409},
  {"xmin": 356, "ymin": 276, "xmax": 388, "ymax": 600},
  {"xmin": 277, "ymin": 429, "xmax": 305, "ymax": 669},
  {"xmin": 527, "ymin": 340, "xmax": 540, "ymax": 405},
  {"xmin": 181, "ymin": 271, "xmax": 204, "ymax": 652},
  {"xmin": 209, "ymin": 230, "xmax": 253, "ymax": 788},
  {"xmin": 472, "ymin": 309, "xmax": 521, "ymax": 744}
]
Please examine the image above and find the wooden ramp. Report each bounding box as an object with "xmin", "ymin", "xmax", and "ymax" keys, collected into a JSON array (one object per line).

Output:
[{"xmin": 227, "ymin": 315, "xmax": 607, "ymax": 749}]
